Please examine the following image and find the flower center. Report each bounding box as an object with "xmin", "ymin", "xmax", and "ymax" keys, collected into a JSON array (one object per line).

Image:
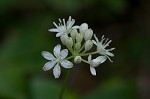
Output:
[
  {"xmin": 56, "ymin": 57, "xmax": 62, "ymax": 63},
  {"xmin": 97, "ymin": 44, "xmax": 106, "ymax": 55}
]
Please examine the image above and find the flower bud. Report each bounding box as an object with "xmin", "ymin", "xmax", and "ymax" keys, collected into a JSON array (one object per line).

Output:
[
  {"xmin": 79, "ymin": 23, "xmax": 88, "ymax": 35},
  {"xmin": 70, "ymin": 29, "xmax": 78, "ymax": 40},
  {"xmin": 76, "ymin": 33, "xmax": 83, "ymax": 43},
  {"xmin": 74, "ymin": 56, "xmax": 82, "ymax": 64},
  {"xmin": 85, "ymin": 40, "xmax": 93, "ymax": 51},
  {"xmin": 66, "ymin": 37, "xmax": 73, "ymax": 48},
  {"xmin": 75, "ymin": 42, "xmax": 81, "ymax": 50},
  {"xmin": 84, "ymin": 29, "xmax": 93, "ymax": 41},
  {"xmin": 60, "ymin": 34, "xmax": 68, "ymax": 45},
  {"xmin": 91, "ymin": 59, "xmax": 100, "ymax": 67}
]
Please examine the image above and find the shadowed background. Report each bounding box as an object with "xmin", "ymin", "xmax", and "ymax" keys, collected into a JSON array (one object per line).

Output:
[{"xmin": 0, "ymin": 0, "xmax": 150, "ymax": 99}]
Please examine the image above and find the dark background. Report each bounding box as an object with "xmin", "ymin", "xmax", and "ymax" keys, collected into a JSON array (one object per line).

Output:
[{"xmin": 0, "ymin": 0, "xmax": 150, "ymax": 99}]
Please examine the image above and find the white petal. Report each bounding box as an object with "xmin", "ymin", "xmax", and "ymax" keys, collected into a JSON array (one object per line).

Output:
[
  {"xmin": 41, "ymin": 51, "xmax": 56, "ymax": 60},
  {"xmin": 60, "ymin": 60, "xmax": 73, "ymax": 68},
  {"xmin": 53, "ymin": 44, "xmax": 61, "ymax": 58},
  {"xmin": 60, "ymin": 49, "xmax": 68, "ymax": 59},
  {"xmin": 88, "ymin": 55, "xmax": 92, "ymax": 62},
  {"xmin": 43, "ymin": 61, "xmax": 56, "ymax": 71},
  {"xmin": 90, "ymin": 66, "xmax": 96, "ymax": 76},
  {"xmin": 53, "ymin": 63, "xmax": 61, "ymax": 78},
  {"xmin": 106, "ymin": 51, "xmax": 114, "ymax": 57},
  {"xmin": 96, "ymin": 56, "xmax": 107, "ymax": 63},
  {"xmin": 48, "ymin": 28, "xmax": 59, "ymax": 32},
  {"xmin": 56, "ymin": 32, "xmax": 63, "ymax": 37}
]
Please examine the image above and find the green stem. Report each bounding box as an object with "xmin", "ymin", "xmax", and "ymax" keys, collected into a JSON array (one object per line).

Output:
[
  {"xmin": 66, "ymin": 46, "xmax": 74, "ymax": 55},
  {"xmin": 78, "ymin": 42, "xmax": 85, "ymax": 53},
  {"xmin": 81, "ymin": 59, "xmax": 89, "ymax": 64},
  {"xmin": 73, "ymin": 38, "xmax": 76, "ymax": 52},
  {"xmin": 58, "ymin": 68, "xmax": 73, "ymax": 99},
  {"xmin": 65, "ymin": 56, "xmax": 74, "ymax": 60},
  {"xmin": 79, "ymin": 51, "xmax": 98, "ymax": 56}
]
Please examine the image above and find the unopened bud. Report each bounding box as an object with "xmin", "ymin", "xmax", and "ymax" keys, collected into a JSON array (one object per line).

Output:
[
  {"xmin": 66, "ymin": 37, "xmax": 73, "ymax": 47},
  {"xmin": 85, "ymin": 40, "xmax": 93, "ymax": 51},
  {"xmin": 74, "ymin": 56, "xmax": 82, "ymax": 64},
  {"xmin": 79, "ymin": 23, "xmax": 88, "ymax": 35},
  {"xmin": 84, "ymin": 29, "xmax": 93, "ymax": 41},
  {"xmin": 91, "ymin": 59, "xmax": 100, "ymax": 67},
  {"xmin": 60, "ymin": 34, "xmax": 68, "ymax": 45},
  {"xmin": 75, "ymin": 42, "xmax": 81, "ymax": 50},
  {"xmin": 70, "ymin": 29, "xmax": 78, "ymax": 40},
  {"xmin": 76, "ymin": 33, "xmax": 83, "ymax": 43}
]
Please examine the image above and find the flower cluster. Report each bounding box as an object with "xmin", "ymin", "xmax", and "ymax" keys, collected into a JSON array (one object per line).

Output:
[{"xmin": 42, "ymin": 16, "xmax": 115, "ymax": 78}]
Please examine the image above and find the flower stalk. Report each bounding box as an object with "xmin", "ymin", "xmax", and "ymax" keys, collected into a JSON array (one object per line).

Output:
[{"xmin": 58, "ymin": 68, "xmax": 73, "ymax": 99}]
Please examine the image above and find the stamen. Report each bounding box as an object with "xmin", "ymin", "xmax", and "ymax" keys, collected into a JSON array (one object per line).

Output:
[
  {"xmin": 53, "ymin": 22, "xmax": 58, "ymax": 28},
  {"xmin": 63, "ymin": 19, "xmax": 66, "ymax": 26},
  {"xmin": 104, "ymin": 40, "xmax": 112, "ymax": 48},
  {"xmin": 103, "ymin": 38, "xmax": 109, "ymax": 45},
  {"xmin": 107, "ymin": 48, "xmax": 115, "ymax": 51},
  {"xmin": 59, "ymin": 18, "xmax": 62, "ymax": 23},
  {"xmin": 111, "ymin": 48, "xmax": 115, "ymax": 50},
  {"xmin": 68, "ymin": 16, "xmax": 71, "ymax": 22},
  {"xmin": 105, "ymin": 55, "xmax": 113, "ymax": 62}
]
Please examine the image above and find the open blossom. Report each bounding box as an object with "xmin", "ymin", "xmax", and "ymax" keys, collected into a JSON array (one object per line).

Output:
[
  {"xmin": 41, "ymin": 44, "xmax": 73, "ymax": 78},
  {"xmin": 93, "ymin": 34, "xmax": 115, "ymax": 62},
  {"xmin": 88, "ymin": 55, "xmax": 107, "ymax": 76},
  {"xmin": 48, "ymin": 16, "xmax": 79, "ymax": 37}
]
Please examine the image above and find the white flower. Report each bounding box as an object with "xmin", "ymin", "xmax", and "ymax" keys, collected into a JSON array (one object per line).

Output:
[
  {"xmin": 48, "ymin": 16, "xmax": 79, "ymax": 37},
  {"xmin": 93, "ymin": 34, "xmax": 115, "ymax": 62},
  {"xmin": 41, "ymin": 44, "xmax": 73, "ymax": 78},
  {"xmin": 88, "ymin": 55, "xmax": 107, "ymax": 76}
]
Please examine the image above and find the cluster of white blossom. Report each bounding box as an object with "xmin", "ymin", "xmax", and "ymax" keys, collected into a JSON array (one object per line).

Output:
[{"xmin": 42, "ymin": 16, "xmax": 115, "ymax": 78}]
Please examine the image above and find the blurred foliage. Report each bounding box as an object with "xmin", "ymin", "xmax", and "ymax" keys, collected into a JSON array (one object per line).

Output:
[
  {"xmin": 1, "ymin": 0, "xmax": 150, "ymax": 99},
  {"xmin": 82, "ymin": 78, "xmax": 137, "ymax": 99}
]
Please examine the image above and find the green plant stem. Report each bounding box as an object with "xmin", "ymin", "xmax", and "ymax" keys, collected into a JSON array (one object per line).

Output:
[
  {"xmin": 81, "ymin": 59, "xmax": 89, "ymax": 64},
  {"xmin": 79, "ymin": 51, "xmax": 98, "ymax": 56},
  {"xmin": 58, "ymin": 68, "xmax": 73, "ymax": 99},
  {"xmin": 78, "ymin": 42, "xmax": 85, "ymax": 53},
  {"xmin": 65, "ymin": 56, "xmax": 74, "ymax": 60}
]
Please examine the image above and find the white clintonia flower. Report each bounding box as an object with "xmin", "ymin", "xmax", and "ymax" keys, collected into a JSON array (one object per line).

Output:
[
  {"xmin": 88, "ymin": 55, "xmax": 107, "ymax": 76},
  {"xmin": 48, "ymin": 16, "xmax": 79, "ymax": 37},
  {"xmin": 93, "ymin": 34, "xmax": 115, "ymax": 62},
  {"xmin": 41, "ymin": 44, "xmax": 73, "ymax": 78}
]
